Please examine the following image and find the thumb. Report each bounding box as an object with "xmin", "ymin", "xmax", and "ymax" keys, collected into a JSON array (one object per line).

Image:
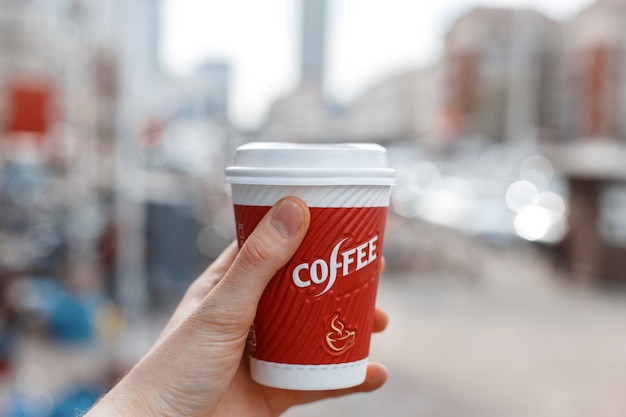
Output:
[{"xmin": 197, "ymin": 196, "xmax": 310, "ymax": 331}]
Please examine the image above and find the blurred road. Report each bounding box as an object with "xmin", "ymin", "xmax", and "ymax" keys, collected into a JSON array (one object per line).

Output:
[{"xmin": 285, "ymin": 243, "xmax": 626, "ymax": 417}]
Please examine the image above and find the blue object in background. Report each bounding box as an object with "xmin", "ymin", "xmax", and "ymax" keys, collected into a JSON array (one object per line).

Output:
[
  {"xmin": 25, "ymin": 278, "xmax": 66, "ymax": 318},
  {"xmin": 4, "ymin": 386, "xmax": 102, "ymax": 417},
  {"xmin": 50, "ymin": 386, "xmax": 101, "ymax": 417},
  {"xmin": 48, "ymin": 296, "xmax": 93, "ymax": 343},
  {"xmin": 24, "ymin": 277, "xmax": 105, "ymax": 344},
  {"xmin": 6, "ymin": 391, "xmax": 53, "ymax": 417}
]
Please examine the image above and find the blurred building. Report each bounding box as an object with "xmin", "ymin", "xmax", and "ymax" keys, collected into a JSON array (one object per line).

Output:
[
  {"xmin": 0, "ymin": 0, "xmax": 128, "ymax": 277},
  {"xmin": 548, "ymin": 0, "xmax": 626, "ymax": 285},
  {"xmin": 265, "ymin": 83, "xmax": 330, "ymax": 142},
  {"xmin": 0, "ymin": 1, "xmax": 168, "ymax": 411},
  {"xmin": 566, "ymin": 0, "xmax": 626, "ymax": 140},
  {"xmin": 344, "ymin": 66, "xmax": 442, "ymax": 143},
  {"xmin": 158, "ymin": 61, "xmax": 231, "ymax": 123},
  {"xmin": 264, "ymin": 0, "xmax": 334, "ymax": 142},
  {"xmin": 508, "ymin": 0, "xmax": 626, "ymax": 287},
  {"xmin": 301, "ymin": 0, "xmax": 327, "ymax": 87},
  {"xmin": 0, "ymin": 0, "xmax": 236, "ymax": 314},
  {"xmin": 264, "ymin": 5, "xmax": 569, "ymax": 146},
  {"xmin": 443, "ymin": 7, "xmax": 565, "ymax": 143}
]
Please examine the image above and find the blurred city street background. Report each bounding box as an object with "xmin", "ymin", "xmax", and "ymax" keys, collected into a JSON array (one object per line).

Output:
[{"xmin": 1, "ymin": 0, "xmax": 626, "ymax": 416}]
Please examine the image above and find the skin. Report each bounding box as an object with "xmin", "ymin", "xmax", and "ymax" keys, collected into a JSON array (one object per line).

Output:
[{"xmin": 87, "ymin": 197, "xmax": 388, "ymax": 417}]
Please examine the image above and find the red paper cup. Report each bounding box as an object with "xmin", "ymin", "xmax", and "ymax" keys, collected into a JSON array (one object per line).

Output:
[{"xmin": 225, "ymin": 142, "xmax": 395, "ymax": 390}]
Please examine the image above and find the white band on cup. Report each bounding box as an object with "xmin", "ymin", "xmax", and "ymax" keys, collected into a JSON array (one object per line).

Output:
[
  {"xmin": 230, "ymin": 184, "xmax": 391, "ymax": 208},
  {"xmin": 249, "ymin": 357, "xmax": 369, "ymax": 390}
]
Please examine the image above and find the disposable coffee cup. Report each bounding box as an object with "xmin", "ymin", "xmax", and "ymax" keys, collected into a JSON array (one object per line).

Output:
[{"xmin": 224, "ymin": 142, "xmax": 395, "ymax": 390}]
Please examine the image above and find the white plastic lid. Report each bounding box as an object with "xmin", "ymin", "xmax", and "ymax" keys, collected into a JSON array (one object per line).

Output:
[{"xmin": 225, "ymin": 142, "xmax": 395, "ymax": 186}]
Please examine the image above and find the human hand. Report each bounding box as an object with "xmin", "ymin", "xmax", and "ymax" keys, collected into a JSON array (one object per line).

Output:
[{"xmin": 86, "ymin": 197, "xmax": 388, "ymax": 417}]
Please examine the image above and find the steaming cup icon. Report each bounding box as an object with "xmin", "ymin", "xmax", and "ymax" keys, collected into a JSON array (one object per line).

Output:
[{"xmin": 325, "ymin": 313, "xmax": 356, "ymax": 354}]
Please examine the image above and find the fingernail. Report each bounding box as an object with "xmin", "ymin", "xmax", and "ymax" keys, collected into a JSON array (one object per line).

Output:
[{"xmin": 270, "ymin": 199, "xmax": 304, "ymax": 238}]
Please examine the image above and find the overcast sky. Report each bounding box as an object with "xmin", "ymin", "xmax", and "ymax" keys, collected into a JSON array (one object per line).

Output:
[{"xmin": 162, "ymin": 0, "xmax": 593, "ymax": 128}]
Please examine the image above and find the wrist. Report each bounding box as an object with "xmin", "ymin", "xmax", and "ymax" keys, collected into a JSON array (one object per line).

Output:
[{"xmin": 85, "ymin": 375, "xmax": 163, "ymax": 417}]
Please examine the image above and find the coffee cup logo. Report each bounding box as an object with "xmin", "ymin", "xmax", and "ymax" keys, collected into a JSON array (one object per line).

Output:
[
  {"xmin": 292, "ymin": 235, "xmax": 379, "ymax": 296},
  {"xmin": 325, "ymin": 313, "xmax": 356, "ymax": 354}
]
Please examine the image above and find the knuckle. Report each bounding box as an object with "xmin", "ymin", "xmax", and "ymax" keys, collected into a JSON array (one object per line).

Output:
[
  {"xmin": 185, "ymin": 273, "xmax": 219, "ymax": 300},
  {"xmin": 239, "ymin": 234, "xmax": 275, "ymax": 268}
]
